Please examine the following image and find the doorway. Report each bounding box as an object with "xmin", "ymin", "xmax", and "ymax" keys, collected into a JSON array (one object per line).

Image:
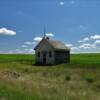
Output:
[{"xmin": 43, "ymin": 52, "xmax": 46, "ymax": 64}]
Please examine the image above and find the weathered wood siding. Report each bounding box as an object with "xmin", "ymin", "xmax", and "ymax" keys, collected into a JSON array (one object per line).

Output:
[
  {"xmin": 35, "ymin": 40, "xmax": 55, "ymax": 64},
  {"xmin": 54, "ymin": 50, "xmax": 70, "ymax": 64}
]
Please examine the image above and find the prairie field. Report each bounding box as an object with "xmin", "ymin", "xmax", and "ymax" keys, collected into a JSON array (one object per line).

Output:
[{"xmin": 0, "ymin": 54, "xmax": 100, "ymax": 100}]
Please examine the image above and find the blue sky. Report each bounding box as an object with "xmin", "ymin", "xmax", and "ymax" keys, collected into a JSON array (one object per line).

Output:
[{"xmin": 0, "ymin": 0, "xmax": 100, "ymax": 53}]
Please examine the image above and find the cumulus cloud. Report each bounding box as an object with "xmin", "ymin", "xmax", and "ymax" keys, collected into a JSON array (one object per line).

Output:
[
  {"xmin": 33, "ymin": 32, "xmax": 54, "ymax": 42},
  {"xmin": 15, "ymin": 49, "xmax": 23, "ymax": 54},
  {"xmin": 33, "ymin": 37, "xmax": 42, "ymax": 42},
  {"xmin": 71, "ymin": 47, "xmax": 79, "ymax": 50},
  {"xmin": 94, "ymin": 40, "xmax": 100, "ymax": 44},
  {"xmin": 25, "ymin": 41, "xmax": 36, "ymax": 45},
  {"xmin": 15, "ymin": 48, "xmax": 34, "ymax": 54},
  {"xmin": 59, "ymin": 1, "xmax": 65, "ymax": 6},
  {"xmin": 0, "ymin": 27, "xmax": 16, "ymax": 36},
  {"xmin": 90, "ymin": 35, "xmax": 100, "ymax": 40},
  {"xmin": 74, "ymin": 34, "xmax": 100, "ymax": 52},
  {"xmin": 79, "ymin": 43, "xmax": 96, "ymax": 49},
  {"xmin": 79, "ymin": 25, "xmax": 86, "ymax": 30},
  {"xmin": 27, "ymin": 49, "xmax": 34, "ymax": 54},
  {"xmin": 11, "ymin": 48, "xmax": 34, "ymax": 54},
  {"xmin": 78, "ymin": 34, "xmax": 100, "ymax": 43},
  {"xmin": 71, "ymin": 47, "xmax": 79, "ymax": 54},
  {"xmin": 65, "ymin": 43, "xmax": 80, "ymax": 53},
  {"xmin": 24, "ymin": 48, "xmax": 34, "ymax": 54},
  {"xmin": 24, "ymin": 42, "xmax": 32, "ymax": 45},
  {"xmin": 59, "ymin": 0, "xmax": 75, "ymax": 6},
  {"xmin": 46, "ymin": 33, "xmax": 54, "ymax": 37},
  {"xmin": 78, "ymin": 37, "xmax": 89, "ymax": 43},
  {"xmin": 66, "ymin": 43, "xmax": 73, "ymax": 47},
  {"xmin": 83, "ymin": 37, "xmax": 89, "ymax": 41}
]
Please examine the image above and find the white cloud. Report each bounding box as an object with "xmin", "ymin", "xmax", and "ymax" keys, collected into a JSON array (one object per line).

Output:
[
  {"xmin": 76, "ymin": 34, "xmax": 100, "ymax": 52},
  {"xmin": 15, "ymin": 49, "xmax": 23, "ymax": 54},
  {"xmin": 65, "ymin": 43, "xmax": 80, "ymax": 53},
  {"xmin": 0, "ymin": 50, "xmax": 14, "ymax": 54},
  {"xmin": 8, "ymin": 51, "xmax": 13, "ymax": 54},
  {"xmin": 15, "ymin": 49, "xmax": 20, "ymax": 51},
  {"xmin": 90, "ymin": 35, "xmax": 100, "ymax": 40},
  {"xmin": 94, "ymin": 40, "xmax": 100, "ymax": 44},
  {"xmin": 28, "ymin": 49, "xmax": 34, "ymax": 54},
  {"xmin": 24, "ymin": 48, "xmax": 34, "ymax": 54},
  {"xmin": 79, "ymin": 25, "xmax": 86, "ymax": 30},
  {"xmin": 71, "ymin": 47, "xmax": 79, "ymax": 50},
  {"xmin": 33, "ymin": 32, "xmax": 54, "ymax": 42},
  {"xmin": 25, "ymin": 41, "xmax": 36, "ymax": 45},
  {"xmin": 79, "ymin": 43, "xmax": 96, "ymax": 49},
  {"xmin": 78, "ymin": 34, "xmax": 100, "ymax": 44},
  {"xmin": 46, "ymin": 33, "xmax": 54, "ymax": 37},
  {"xmin": 32, "ymin": 42, "xmax": 36, "ymax": 44},
  {"xmin": 66, "ymin": 43, "xmax": 73, "ymax": 47},
  {"xmin": 78, "ymin": 41, "xmax": 83, "ymax": 43},
  {"xmin": 78, "ymin": 37, "xmax": 89, "ymax": 43},
  {"xmin": 0, "ymin": 27, "xmax": 16, "ymax": 36},
  {"xmin": 15, "ymin": 48, "xmax": 34, "ymax": 54},
  {"xmin": 83, "ymin": 37, "xmax": 89, "ymax": 41},
  {"xmin": 33, "ymin": 37, "xmax": 42, "ymax": 42},
  {"xmin": 59, "ymin": 1, "xmax": 65, "ymax": 6},
  {"xmin": 25, "ymin": 42, "xmax": 32, "ymax": 45}
]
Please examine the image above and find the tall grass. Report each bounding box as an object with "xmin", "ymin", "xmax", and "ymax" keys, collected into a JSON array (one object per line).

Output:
[{"xmin": 0, "ymin": 53, "xmax": 100, "ymax": 100}]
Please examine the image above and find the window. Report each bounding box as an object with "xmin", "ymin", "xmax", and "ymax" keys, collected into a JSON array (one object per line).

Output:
[
  {"xmin": 49, "ymin": 51, "xmax": 52, "ymax": 58},
  {"xmin": 37, "ymin": 52, "xmax": 40, "ymax": 57}
]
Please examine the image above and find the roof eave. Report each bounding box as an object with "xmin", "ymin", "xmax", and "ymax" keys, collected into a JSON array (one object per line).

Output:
[{"xmin": 54, "ymin": 48, "xmax": 70, "ymax": 51}]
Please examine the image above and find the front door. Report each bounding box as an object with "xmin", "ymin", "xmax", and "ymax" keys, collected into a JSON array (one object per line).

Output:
[{"xmin": 43, "ymin": 52, "xmax": 46, "ymax": 64}]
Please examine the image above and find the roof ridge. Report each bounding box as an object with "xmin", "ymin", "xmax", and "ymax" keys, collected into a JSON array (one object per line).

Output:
[{"xmin": 34, "ymin": 38, "xmax": 70, "ymax": 51}]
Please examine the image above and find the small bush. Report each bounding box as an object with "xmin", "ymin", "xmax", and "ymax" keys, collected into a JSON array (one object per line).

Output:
[
  {"xmin": 24, "ymin": 68, "xmax": 29, "ymax": 73},
  {"xmin": 96, "ymin": 84, "xmax": 100, "ymax": 89},
  {"xmin": 65, "ymin": 76, "xmax": 71, "ymax": 81},
  {"xmin": 42, "ymin": 72, "xmax": 48, "ymax": 77},
  {"xmin": 85, "ymin": 75, "xmax": 94, "ymax": 83}
]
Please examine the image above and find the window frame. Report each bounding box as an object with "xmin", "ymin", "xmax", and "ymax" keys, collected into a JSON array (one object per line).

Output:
[
  {"xmin": 37, "ymin": 52, "xmax": 40, "ymax": 57},
  {"xmin": 49, "ymin": 51, "xmax": 52, "ymax": 58}
]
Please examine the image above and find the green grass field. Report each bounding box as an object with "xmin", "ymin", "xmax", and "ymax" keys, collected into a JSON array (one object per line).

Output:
[{"xmin": 0, "ymin": 54, "xmax": 100, "ymax": 100}]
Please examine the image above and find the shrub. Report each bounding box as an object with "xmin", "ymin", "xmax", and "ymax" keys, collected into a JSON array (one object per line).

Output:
[
  {"xmin": 42, "ymin": 72, "xmax": 48, "ymax": 77},
  {"xmin": 24, "ymin": 68, "xmax": 29, "ymax": 73},
  {"xmin": 96, "ymin": 84, "xmax": 100, "ymax": 89},
  {"xmin": 65, "ymin": 76, "xmax": 71, "ymax": 81},
  {"xmin": 85, "ymin": 75, "xmax": 94, "ymax": 83}
]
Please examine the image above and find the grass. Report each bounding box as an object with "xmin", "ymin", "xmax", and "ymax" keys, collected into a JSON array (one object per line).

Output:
[
  {"xmin": 71, "ymin": 53, "xmax": 100, "ymax": 64},
  {"xmin": 0, "ymin": 53, "xmax": 100, "ymax": 100}
]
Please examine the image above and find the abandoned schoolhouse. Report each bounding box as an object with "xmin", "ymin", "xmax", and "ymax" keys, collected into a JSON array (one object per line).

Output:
[{"xmin": 34, "ymin": 35, "xmax": 70, "ymax": 65}]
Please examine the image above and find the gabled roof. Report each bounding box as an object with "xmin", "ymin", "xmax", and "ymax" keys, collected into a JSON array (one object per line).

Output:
[{"xmin": 34, "ymin": 37, "xmax": 70, "ymax": 51}]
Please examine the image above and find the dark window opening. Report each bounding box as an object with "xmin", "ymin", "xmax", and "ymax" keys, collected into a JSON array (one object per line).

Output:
[
  {"xmin": 49, "ymin": 51, "xmax": 52, "ymax": 58},
  {"xmin": 37, "ymin": 52, "xmax": 40, "ymax": 57}
]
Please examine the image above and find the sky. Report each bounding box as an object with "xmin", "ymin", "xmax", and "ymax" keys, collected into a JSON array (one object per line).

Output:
[{"xmin": 0, "ymin": 0, "xmax": 100, "ymax": 54}]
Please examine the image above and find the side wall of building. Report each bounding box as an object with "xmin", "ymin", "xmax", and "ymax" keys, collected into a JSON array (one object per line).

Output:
[{"xmin": 54, "ymin": 50, "xmax": 70, "ymax": 64}]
